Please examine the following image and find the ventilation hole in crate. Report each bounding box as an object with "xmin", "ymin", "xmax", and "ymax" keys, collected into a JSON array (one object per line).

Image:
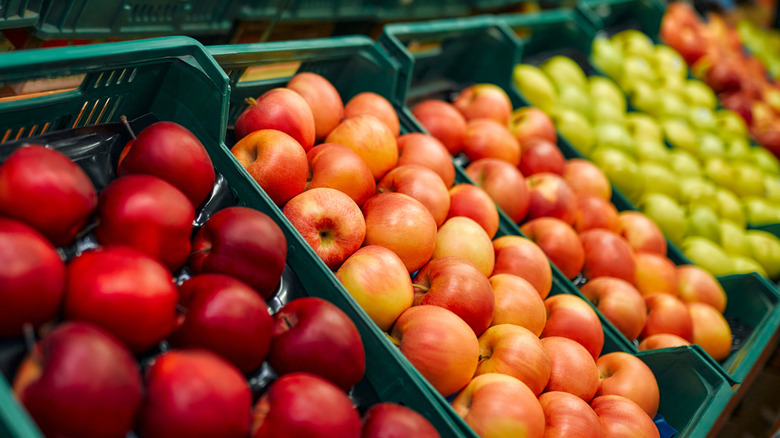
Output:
[
  {"xmin": 72, "ymin": 101, "xmax": 89, "ymax": 128},
  {"xmin": 40, "ymin": 122, "xmax": 50, "ymax": 135},
  {"xmin": 94, "ymin": 71, "xmax": 104, "ymax": 88},
  {"xmin": 104, "ymin": 70, "xmax": 116, "ymax": 87},
  {"xmin": 1, "ymin": 129, "xmax": 10, "ymax": 143},
  {"xmin": 127, "ymin": 68, "xmax": 137, "ymax": 83},
  {"xmin": 83, "ymin": 100, "xmax": 101, "ymax": 126},
  {"xmin": 106, "ymin": 96, "xmax": 123, "ymax": 122},
  {"xmin": 94, "ymin": 98, "xmax": 112, "ymax": 124},
  {"xmin": 116, "ymin": 68, "xmax": 127, "ymax": 85},
  {"xmin": 14, "ymin": 127, "xmax": 25, "ymax": 141},
  {"xmin": 27, "ymin": 125, "xmax": 39, "ymax": 137}
]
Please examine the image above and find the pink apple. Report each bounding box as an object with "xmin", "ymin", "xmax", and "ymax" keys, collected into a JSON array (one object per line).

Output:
[
  {"xmin": 619, "ymin": 211, "xmax": 667, "ymax": 256},
  {"xmin": 475, "ymin": 324, "xmax": 551, "ymax": 395},
  {"xmin": 641, "ymin": 293, "xmax": 694, "ymax": 342},
  {"xmin": 580, "ymin": 277, "xmax": 647, "ymax": 342},
  {"xmin": 541, "ymin": 294, "xmax": 604, "ymax": 360},
  {"xmin": 433, "ymin": 217, "xmax": 495, "ymax": 277},
  {"xmin": 492, "ymin": 235, "xmax": 552, "ymax": 299},
  {"xmin": 465, "ymin": 158, "xmax": 530, "ymax": 222},
  {"xmin": 542, "ymin": 336, "xmax": 600, "ymax": 402},
  {"xmin": 539, "ymin": 391, "xmax": 604, "ymax": 438},
  {"xmin": 453, "ymin": 83, "xmax": 513, "ymax": 125},
  {"xmin": 234, "ymin": 88, "xmax": 315, "ymax": 151},
  {"xmin": 520, "ymin": 217, "xmax": 584, "ymax": 280},
  {"xmin": 591, "ymin": 395, "xmax": 660, "ymax": 438},
  {"xmin": 634, "ymin": 252, "xmax": 679, "ymax": 296},
  {"xmin": 396, "ymin": 133, "xmax": 456, "ymax": 187},
  {"xmin": 411, "ymin": 100, "xmax": 468, "ymax": 155},
  {"xmin": 525, "ymin": 172, "xmax": 577, "ymax": 225},
  {"xmin": 489, "ymin": 274, "xmax": 546, "ymax": 335},
  {"xmin": 446, "ymin": 183, "xmax": 499, "ymax": 238},
  {"xmin": 325, "ymin": 114, "xmax": 398, "ymax": 180},
  {"xmin": 519, "ymin": 139, "xmax": 566, "ymax": 177},
  {"xmin": 580, "ymin": 229, "xmax": 637, "ymax": 283},
  {"xmin": 573, "ymin": 195, "xmax": 621, "ymax": 234},
  {"xmin": 306, "ymin": 143, "xmax": 376, "ymax": 208},
  {"xmin": 463, "ymin": 118, "xmax": 521, "ymax": 166},
  {"xmin": 595, "ymin": 352, "xmax": 660, "ymax": 418},
  {"xmin": 563, "ymin": 158, "xmax": 612, "ymax": 201},
  {"xmin": 688, "ymin": 302, "xmax": 733, "ymax": 361},
  {"xmin": 677, "ymin": 265, "xmax": 727, "ymax": 312},
  {"xmin": 343, "ymin": 91, "xmax": 400, "ymax": 137},
  {"xmin": 287, "ymin": 72, "xmax": 344, "ymax": 141},
  {"xmin": 377, "ymin": 164, "xmax": 450, "ymax": 227},
  {"xmin": 638, "ymin": 333, "xmax": 692, "ymax": 351},
  {"xmin": 509, "ymin": 107, "xmax": 557, "ymax": 146}
]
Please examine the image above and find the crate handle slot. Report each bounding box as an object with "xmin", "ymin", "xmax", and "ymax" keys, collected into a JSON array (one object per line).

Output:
[
  {"xmin": 0, "ymin": 74, "xmax": 86, "ymax": 103},
  {"xmin": 236, "ymin": 61, "xmax": 302, "ymax": 83}
]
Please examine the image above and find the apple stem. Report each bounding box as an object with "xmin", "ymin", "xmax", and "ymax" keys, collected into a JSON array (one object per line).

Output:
[
  {"xmin": 244, "ymin": 97, "xmax": 258, "ymax": 107},
  {"xmin": 411, "ymin": 284, "xmax": 429, "ymax": 292},
  {"xmin": 385, "ymin": 333, "xmax": 402, "ymax": 348},
  {"xmin": 120, "ymin": 115, "xmax": 137, "ymax": 140},
  {"xmin": 189, "ymin": 247, "xmax": 211, "ymax": 257},
  {"xmin": 22, "ymin": 323, "xmax": 35, "ymax": 352}
]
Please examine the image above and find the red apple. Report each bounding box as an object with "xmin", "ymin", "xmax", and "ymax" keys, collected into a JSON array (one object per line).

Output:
[
  {"xmin": 390, "ymin": 305, "xmax": 480, "ymax": 397},
  {"xmin": 307, "ymin": 143, "xmax": 376, "ymax": 208},
  {"xmin": 525, "ymin": 172, "xmax": 577, "ymax": 225},
  {"xmin": 361, "ymin": 403, "xmax": 440, "ymax": 438},
  {"xmin": 412, "ymin": 256, "xmax": 494, "ymax": 336},
  {"xmin": 476, "ymin": 324, "xmax": 551, "ymax": 395},
  {"xmin": 463, "ymin": 118, "xmax": 521, "ymax": 166},
  {"xmin": 591, "ymin": 395, "xmax": 660, "ymax": 438},
  {"xmin": 563, "ymin": 158, "xmax": 612, "ymax": 201},
  {"xmin": 118, "ymin": 121, "xmax": 215, "ymax": 207},
  {"xmin": 688, "ymin": 302, "xmax": 733, "ymax": 361},
  {"xmin": 0, "ymin": 218, "xmax": 65, "ymax": 337},
  {"xmin": 595, "ymin": 352, "xmax": 660, "ymax": 417},
  {"xmin": 378, "ymin": 165, "xmax": 450, "ymax": 227},
  {"xmin": 453, "ymin": 83, "xmax": 513, "ymax": 125},
  {"xmin": 539, "ymin": 391, "xmax": 604, "ymax": 438},
  {"xmin": 580, "ymin": 277, "xmax": 647, "ymax": 342},
  {"xmin": 13, "ymin": 322, "xmax": 142, "ymax": 438},
  {"xmin": 492, "ymin": 235, "xmax": 552, "ymax": 299},
  {"xmin": 489, "ymin": 274, "xmax": 546, "ymax": 335},
  {"xmin": 509, "ymin": 107, "xmax": 557, "ymax": 146},
  {"xmin": 412, "ymin": 100, "xmax": 468, "ymax": 155},
  {"xmin": 520, "ymin": 217, "xmax": 584, "ymax": 280},
  {"xmin": 580, "ymin": 229, "xmax": 637, "ymax": 283},
  {"xmin": 138, "ymin": 350, "xmax": 252, "ymax": 438},
  {"xmin": 677, "ymin": 265, "xmax": 727, "ymax": 312},
  {"xmin": 396, "ymin": 133, "xmax": 456, "ymax": 187},
  {"xmin": 542, "ymin": 336, "xmax": 600, "ymax": 402},
  {"xmin": 65, "ymin": 247, "xmax": 178, "ymax": 353},
  {"xmin": 641, "ymin": 293, "xmax": 694, "ymax": 342},
  {"xmin": 269, "ymin": 297, "xmax": 365, "ymax": 391},
  {"xmin": 573, "ymin": 195, "xmax": 621, "ymax": 234},
  {"xmin": 326, "ymin": 114, "xmax": 398, "ymax": 180},
  {"xmin": 234, "ymin": 88, "xmax": 315, "ymax": 150},
  {"xmin": 343, "ymin": 91, "xmax": 400, "ymax": 137},
  {"xmin": 169, "ymin": 274, "xmax": 273, "ymax": 373},
  {"xmin": 519, "ymin": 139, "xmax": 566, "ymax": 177},
  {"xmin": 541, "ymin": 294, "xmax": 604, "ymax": 360},
  {"xmin": 619, "ymin": 211, "xmax": 667, "ymax": 256},
  {"xmin": 465, "ymin": 158, "xmax": 530, "ymax": 222},
  {"xmin": 287, "ymin": 72, "xmax": 344, "ymax": 141},
  {"xmin": 638, "ymin": 333, "xmax": 692, "ymax": 351},
  {"xmin": 634, "ymin": 252, "xmax": 679, "ymax": 297},
  {"xmin": 433, "ymin": 217, "xmax": 495, "ymax": 277},
  {"xmin": 231, "ymin": 129, "xmax": 308, "ymax": 206},
  {"xmin": 0, "ymin": 145, "xmax": 97, "ymax": 246},
  {"xmin": 446, "ymin": 183, "xmax": 499, "ymax": 238},
  {"xmin": 190, "ymin": 206, "xmax": 287, "ymax": 298}
]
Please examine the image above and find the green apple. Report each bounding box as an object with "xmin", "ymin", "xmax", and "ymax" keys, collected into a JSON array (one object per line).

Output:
[
  {"xmin": 728, "ymin": 163, "xmax": 766, "ymax": 197},
  {"xmin": 594, "ymin": 122, "xmax": 635, "ymax": 155},
  {"xmin": 684, "ymin": 79, "xmax": 718, "ymax": 109},
  {"xmin": 743, "ymin": 197, "xmax": 780, "ymax": 225},
  {"xmin": 625, "ymin": 80, "xmax": 660, "ymax": 115},
  {"xmin": 639, "ymin": 192, "xmax": 688, "ymax": 245},
  {"xmin": 678, "ymin": 176, "xmax": 719, "ymax": 210},
  {"xmin": 716, "ymin": 109, "xmax": 749, "ymax": 139},
  {"xmin": 553, "ymin": 108, "xmax": 595, "ymax": 156},
  {"xmin": 764, "ymin": 176, "xmax": 780, "ymax": 203},
  {"xmin": 663, "ymin": 119, "xmax": 699, "ymax": 154},
  {"xmin": 688, "ymin": 106, "xmax": 718, "ymax": 132},
  {"xmin": 638, "ymin": 161, "xmax": 679, "ymax": 200},
  {"xmin": 751, "ymin": 147, "xmax": 780, "ymax": 176},
  {"xmin": 686, "ymin": 205, "xmax": 722, "ymax": 244},
  {"xmin": 697, "ymin": 133, "xmax": 726, "ymax": 159},
  {"xmin": 557, "ymin": 84, "xmax": 593, "ymax": 119},
  {"xmin": 656, "ymin": 90, "xmax": 689, "ymax": 120},
  {"xmin": 589, "ymin": 76, "xmax": 626, "ymax": 112},
  {"xmin": 636, "ymin": 138, "xmax": 672, "ymax": 163},
  {"xmin": 620, "ymin": 56, "xmax": 657, "ymax": 91},
  {"xmin": 719, "ymin": 218, "xmax": 753, "ymax": 258},
  {"xmin": 703, "ymin": 157, "xmax": 734, "ymax": 188},
  {"xmin": 669, "ymin": 149, "xmax": 703, "ymax": 177},
  {"xmin": 513, "ymin": 64, "xmax": 557, "ymax": 112},
  {"xmin": 612, "ymin": 29, "xmax": 655, "ymax": 59},
  {"xmin": 652, "ymin": 45, "xmax": 688, "ymax": 79},
  {"xmin": 591, "ymin": 100, "xmax": 627, "ymax": 126},
  {"xmin": 591, "ymin": 36, "xmax": 624, "ymax": 80},
  {"xmin": 729, "ymin": 255, "xmax": 768, "ymax": 277},
  {"xmin": 716, "ymin": 187, "xmax": 747, "ymax": 227},
  {"xmin": 541, "ymin": 56, "xmax": 588, "ymax": 90},
  {"xmin": 745, "ymin": 230, "xmax": 780, "ymax": 280},
  {"xmin": 680, "ymin": 236, "xmax": 735, "ymax": 277},
  {"xmin": 725, "ymin": 137, "xmax": 752, "ymax": 161},
  {"xmin": 626, "ymin": 113, "xmax": 663, "ymax": 143},
  {"xmin": 591, "ymin": 146, "xmax": 644, "ymax": 203}
]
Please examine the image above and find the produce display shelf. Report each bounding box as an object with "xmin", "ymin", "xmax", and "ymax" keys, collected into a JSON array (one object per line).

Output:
[
  {"xmin": 0, "ymin": 36, "xmax": 467, "ymax": 438},
  {"xmin": 576, "ymin": 0, "xmax": 665, "ymax": 42},
  {"xmin": 0, "ymin": 0, "xmax": 41, "ymax": 30}
]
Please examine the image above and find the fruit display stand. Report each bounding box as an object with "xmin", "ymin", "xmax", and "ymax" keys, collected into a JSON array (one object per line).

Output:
[{"xmin": 0, "ymin": 36, "xmax": 471, "ymax": 438}]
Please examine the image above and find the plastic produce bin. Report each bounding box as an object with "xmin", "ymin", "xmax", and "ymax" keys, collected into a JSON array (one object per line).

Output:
[
  {"xmin": 576, "ymin": 0, "xmax": 666, "ymax": 42},
  {"xmin": 0, "ymin": 0, "xmax": 41, "ymax": 30}
]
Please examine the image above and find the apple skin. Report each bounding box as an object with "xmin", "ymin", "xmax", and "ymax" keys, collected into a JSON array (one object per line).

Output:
[
  {"xmin": 307, "ymin": 143, "xmax": 376, "ymax": 208},
  {"xmin": 336, "ymin": 245, "xmax": 413, "ymax": 331},
  {"xmin": 446, "ymin": 183, "xmax": 499, "ymax": 238},
  {"xmin": 326, "ymin": 114, "xmax": 398, "ymax": 180},
  {"xmin": 118, "ymin": 121, "xmax": 215, "ymax": 208},
  {"xmin": 0, "ymin": 218, "xmax": 65, "ymax": 337},
  {"xmin": 412, "ymin": 256, "xmax": 494, "ymax": 336},
  {"xmin": 94, "ymin": 174, "xmax": 194, "ymax": 271},
  {"xmin": 509, "ymin": 107, "xmax": 557, "ymax": 146},
  {"xmin": 452, "ymin": 373, "xmax": 545, "ymax": 438},
  {"xmin": 13, "ymin": 322, "xmax": 142, "ymax": 438},
  {"xmin": 378, "ymin": 165, "xmax": 450, "ymax": 227},
  {"xmin": 397, "ymin": 133, "xmax": 456, "ymax": 188},
  {"xmin": 520, "ymin": 217, "xmax": 584, "ymax": 280},
  {"xmin": 65, "ymin": 247, "xmax": 178, "ymax": 353},
  {"xmin": 564, "ymin": 158, "xmax": 612, "ymax": 201},
  {"xmin": 574, "ymin": 195, "xmax": 621, "ymax": 234},
  {"xmin": 525, "ymin": 172, "xmax": 577, "ymax": 225},
  {"xmin": 492, "ymin": 235, "xmax": 552, "ymax": 299},
  {"xmin": 677, "ymin": 265, "xmax": 727, "ymax": 313},
  {"xmin": 361, "ymin": 402, "xmax": 441, "ymax": 438},
  {"xmin": 595, "ymin": 352, "xmax": 660, "ymax": 418},
  {"xmin": 541, "ymin": 294, "xmax": 604, "ymax": 360},
  {"xmin": 362, "ymin": 192, "xmax": 437, "ymax": 274},
  {"xmin": 590, "ymin": 395, "xmax": 660, "ymax": 438},
  {"xmin": 343, "ymin": 91, "xmax": 400, "ymax": 137},
  {"xmin": 619, "ymin": 211, "xmax": 667, "ymax": 256},
  {"xmin": 519, "ymin": 139, "xmax": 566, "ymax": 177},
  {"xmin": 475, "ymin": 324, "xmax": 551, "ymax": 396},
  {"xmin": 489, "ymin": 274, "xmax": 546, "ymax": 335},
  {"xmin": 287, "ymin": 72, "xmax": 344, "ymax": 141},
  {"xmin": 231, "ymin": 129, "xmax": 308, "ymax": 207},
  {"xmin": 169, "ymin": 274, "xmax": 273, "ymax": 374},
  {"xmin": 580, "ymin": 229, "xmax": 637, "ymax": 283},
  {"xmin": 539, "ymin": 391, "xmax": 604, "ymax": 438},
  {"xmin": 638, "ymin": 333, "xmax": 692, "ymax": 351},
  {"xmin": 138, "ymin": 350, "xmax": 252, "ymax": 438},
  {"xmin": 634, "ymin": 252, "xmax": 679, "ymax": 297},
  {"xmin": 463, "ymin": 118, "xmax": 521, "ymax": 166},
  {"xmin": 234, "ymin": 88, "xmax": 315, "ymax": 151},
  {"xmin": 390, "ymin": 305, "xmax": 480, "ymax": 397},
  {"xmin": 411, "ymin": 100, "xmax": 468, "ymax": 155},
  {"xmin": 0, "ymin": 145, "xmax": 97, "ymax": 247},
  {"xmin": 190, "ymin": 206, "xmax": 287, "ymax": 298},
  {"xmin": 641, "ymin": 293, "xmax": 694, "ymax": 342},
  {"xmin": 580, "ymin": 277, "xmax": 647, "ymax": 341},
  {"xmin": 541, "ymin": 336, "xmax": 600, "ymax": 402},
  {"xmin": 688, "ymin": 302, "xmax": 733, "ymax": 361},
  {"xmin": 465, "ymin": 158, "xmax": 530, "ymax": 223},
  {"xmin": 433, "ymin": 217, "xmax": 495, "ymax": 277},
  {"xmin": 454, "ymin": 83, "xmax": 513, "ymax": 125}
]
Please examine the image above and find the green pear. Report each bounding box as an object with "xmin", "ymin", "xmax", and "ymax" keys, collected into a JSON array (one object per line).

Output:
[
  {"xmin": 743, "ymin": 197, "xmax": 780, "ymax": 225},
  {"xmin": 729, "ymin": 255, "xmax": 768, "ymax": 277},
  {"xmin": 626, "ymin": 80, "xmax": 660, "ymax": 115},
  {"xmin": 592, "ymin": 146, "xmax": 644, "ymax": 204},
  {"xmin": 669, "ymin": 149, "xmax": 703, "ymax": 177},
  {"xmin": 589, "ymin": 76, "xmax": 626, "ymax": 112},
  {"xmin": 620, "ymin": 56, "xmax": 657, "ymax": 92},
  {"xmin": 662, "ymin": 119, "xmax": 699, "ymax": 154},
  {"xmin": 656, "ymin": 90, "xmax": 689, "ymax": 121},
  {"xmin": 541, "ymin": 56, "xmax": 588, "ymax": 90},
  {"xmin": 688, "ymin": 106, "xmax": 718, "ymax": 132},
  {"xmin": 684, "ymin": 79, "xmax": 718, "ymax": 109},
  {"xmin": 696, "ymin": 133, "xmax": 726, "ymax": 159},
  {"xmin": 638, "ymin": 161, "xmax": 679, "ymax": 200},
  {"xmin": 686, "ymin": 205, "xmax": 722, "ymax": 244},
  {"xmin": 513, "ymin": 64, "xmax": 557, "ymax": 112},
  {"xmin": 557, "ymin": 84, "xmax": 593, "ymax": 119},
  {"xmin": 652, "ymin": 45, "xmax": 688, "ymax": 79},
  {"xmin": 626, "ymin": 113, "xmax": 663, "ymax": 144},
  {"xmin": 640, "ymin": 192, "xmax": 687, "ymax": 245},
  {"xmin": 750, "ymin": 147, "xmax": 780, "ymax": 176},
  {"xmin": 591, "ymin": 100, "xmax": 627, "ymax": 126},
  {"xmin": 715, "ymin": 187, "xmax": 747, "ymax": 227},
  {"xmin": 703, "ymin": 157, "xmax": 734, "ymax": 188},
  {"xmin": 594, "ymin": 123, "xmax": 635, "ymax": 155},
  {"xmin": 716, "ymin": 109, "xmax": 748, "ymax": 139},
  {"xmin": 719, "ymin": 218, "xmax": 753, "ymax": 258},
  {"xmin": 764, "ymin": 176, "xmax": 780, "ymax": 203},
  {"xmin": 636, "ymin": 138, "xmax": 672, "ymax": 164},
  {"xmin": 745, "ymin": 230, "xmax": 780, "ymax": 280},
  {"xmin": 553, "ymin": 109, "xmax": 595, "ymax": 156},
  {"xmin": 725, "ymin": 137, "xmax": 752, "ymax": 161},
  {"xmin": 678, "ymin": 176, "xmax": 719, "ymax": 210},
  {"xmin": 612, "ymin": 30, "xmax": 655, "ymax": 59},
  {"xmin": 591, "ymin": 36, "xmax": 624, "ymax": 80},
  {"xmin": 728, "ymin": 163, "xmax": 766, "ymax": 197},
  {"xmin": 680, "ymin": 236, "xmax": 735, "ymax": 277}
]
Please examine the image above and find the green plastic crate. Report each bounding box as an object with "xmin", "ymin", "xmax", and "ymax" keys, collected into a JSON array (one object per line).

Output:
[
  {"xmin": 235, "ymin": 0, "xmax": 374, "ymax": 22},
  {"xmin": 576, "ymin": 0, "xmax": 666, "ymax": 42},
  {"xmin": 0, "ymin": 0, "xmax": 41, "ymax": 30},
  {"xmin": 0, "ymin": 36, "xmax": 468, "ymax": 438}
]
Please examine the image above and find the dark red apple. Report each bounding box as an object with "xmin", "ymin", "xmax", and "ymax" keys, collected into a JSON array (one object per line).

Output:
[{"xmin": 362, "ymin": 403, "xmax": 441, "ymax": 438}]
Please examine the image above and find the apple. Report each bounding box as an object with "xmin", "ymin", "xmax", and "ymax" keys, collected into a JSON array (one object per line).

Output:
[
  {"xmin": 574, "ymin": 194, "xmax": 621, "ymax": 234},
  {"xmin": 462, "ymin": 118, "xmax": 521, "ymax": 166},
  {"xmin": 541, "ymin": 336, "xmax": 600, "ymax": 402},
  {"xmin": 541, "ymin": 294, "xmax": 604, "ymax": 360},
  {"xmin": 525, "ymin": 172, "xmax": 577, "ymax": 225},
  {"xmin": 287, "ymin": 72, "xmax": 344, "ymax": 141},
  {"xmin": 552, "ymin": 109, "xmax": 595, "ymax": 156},
  {"xmin": 519, "ymin": 139, "xmax": 566, "ymax": 176},
  {"xmin": 580, "ymin": 277, "xmax": 647, "ymax": 342},
  {"xmin": 465, "ymin": 158, "xmax": 530, "ymax": 223},
  {"xmin": 378, "ymin": 164, "xmax": 450, "ymax": 226},
  {"xmin": 231, "ymin": 129, "xmax": 308, "ymax": 207},
  {"xmin": 579, "ymin": 229, "xmax": 636, "ymax": 283},
  {"xmin": 746, "ymin": 230, "xmax": 780, "ymax": 280},
  {"xmin": 688, "ymin": 302, "xmax": 733, "ymax": 361},
  {"xmin": 446, "ymin": 183, "xmax": 499, "ymax": 238},
  {"xmin": 343, "ymin": 91, "xmax": 400, "ymax": 137},
  {"xmin": 0, "ymin": 145, "xmax": 97, "ymax": 247},
  {"xmin": 326, "ymin": 114, "xmax": 398, "ymax": 180},
  {"xmin": 634, "ymin": 252, "xmax": 679, "ymax": 297},
  {"xmin": 94, "ymin": 174, "xmax": 194, "ymax": 271},
  {"xmin": 513, "ymin": 64, "xmax": 557, "ymax": 112},
  {"xmin": 170, "ymin": 274, "xmax": 273, "ymax": 373},
  {"xmin": 138, "ymin": 350, "xmax": 252, "ymax": 438},
  {"xmin": 680, "ymin": 236, "xmax": 735, "ymax": 278},
  {"xmin": 0, "ymin": 218, "xmax": 65, "ymax": 337},
  {"xmin": 619, "ymin": 211, "xmax": 667, "ymax": 256},
  {"xmin": 433, "ymin": 217, "xmax": 495, "ymax": 277},
  {"xmin": 411, "ymin": 100, "xmax": 467, "ymax": 155},
  {"xmin": 590, "ymin": 147, "xmax": 643, "ymax": 204},
  {"xmin": 118, "ymin": 121, "xmax": 215, "ymax": 207},
  {"xmin": 520, "ymin": 217, "xmax": 584, "ymax": 280},
  {"xmin": 13, "ymin": 322, "xmax": 142, "ymax": 438},
  {"xmin": 454, "ymin": 83, "xmax": 513, "ymax": 124},
  {"xmin": 638, "ymin": 333, "xmax": 692, "ymax": 351},
  {"xmin": 452, "ymin": 373, "xmax": 545, "ymax": 438},
  {"xmin": 590, "ymin": 395, "xmax": 660, "ymax": 438},
  {"xmin": 306, "ymin": 143, "xmax": 376, "ymax": 208},
  {"xmin": 563, "ymin": 158, "xmax": 612, "ymax": 201},
  {"xmin": 412, "ymin": 256, "xmax": 494, "ymax": 336},
  {"xmin": 336, "ymin": 245, "xmax": 413, "ymax": 331},
  {"xmin": 639, "ymin": 193, "xmax": 687, "ymax": 246},
  {"xmin": 492, "ymin": 235, "xmax": 552, "ymax": 299},
  {"xmin": 234, "ymin": 88, "xmax": 315, "ymax": 151},
  {"xmin": 475, "ymin": 324, "xmax": 551, "ymax": 395},
  {"xmin": 361, "ymin": 403, "xmax": 440, "ymax": 438},
  {"xmin": 539, "ymin": 391, "xmax": 604, "ymax": 438},
  {"xmin": 397, "ymin": 133, "xmax": 456, "ymax": 187},
  {"xmin": 642, "ymin": 293, "xmax": 694, "ymax": 343},
  {"xmin": 676, "ymin": 265, "xmax": 727, "ymax": 313},
  {"xmin": 509, "ymin": 107, "xmax": 557, "ymax": 146},
  {"xmin": 489, "ymin": 274, "xmax": 546, "ymax": 335},
  {"xmin": 190, "ymin": 206, "xmax": 287, "ymax": 298},
  {"xmin": 390, "ymin": 305, "xmax": 480, "ymax": 397},
  {"xmin": 65, "ymin": 247, "xmax": 178, "ymax": 353}
]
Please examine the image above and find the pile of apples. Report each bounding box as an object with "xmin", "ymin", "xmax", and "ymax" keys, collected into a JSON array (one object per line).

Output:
[
  {"xmin": 0, "ymin": 121, "xmax": 440, "ymax": 437},
  {"xmin": 512, "ymin": 32, "xmax": 780, "ymax": 282},
  {"xmin": 737, "ymin": 19, "xmax": 780, "ymax": 82}
]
